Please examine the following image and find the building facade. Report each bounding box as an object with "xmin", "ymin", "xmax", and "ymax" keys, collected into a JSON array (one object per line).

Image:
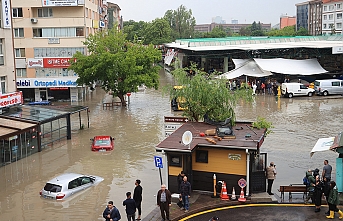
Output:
[
  {"xmin": 0, "ymin": 0, "xmax": 16, "ymax": 95},
  {"xmin": 11, "ymin": 0, "xmax": 112, "ymax": 102},
  {"xmin": 296, "ymin": 0, "xmax": 322, "ymax": 35},
  {"xmin": 280, "ymin": 15, "xmax": 296, "ymax": 29},
  {"xmin": 322, "ymin": 0, "xmax": 343, "ymax": 35},
  {"xmin": 194, "ymin": 23, "xmax": 272, "ymax": 34},
  {"xmin": 107, "ymin": 2, "xmax": 122, "ymax": 30}
]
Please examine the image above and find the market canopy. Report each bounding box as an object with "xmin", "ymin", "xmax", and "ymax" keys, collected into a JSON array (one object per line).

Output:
[
  {"xmin": 310, "ymin": 133, "xmax": 343, "ymax": 157},
  {"xmin": 254, "ymin": 58, "xmax": 328, "ymax": 75}
]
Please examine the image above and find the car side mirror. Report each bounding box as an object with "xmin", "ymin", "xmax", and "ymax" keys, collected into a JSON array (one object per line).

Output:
[{"xmin": 90, "ymin": 138, "xmax": 94, "ymax": 141}]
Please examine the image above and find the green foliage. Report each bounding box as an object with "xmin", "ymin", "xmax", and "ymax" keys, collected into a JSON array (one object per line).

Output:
[
  {"xmin": 69, "ymin": 28, "xmax": 161, "ymax": 106},
  {"xmin": 123, "ymin": 20, "xmax": 147, "ymax": 42},
  {"xmin": 252, "ymin": 116, "xmax": 274, "ymax": 136},
  {"xmin": 170, "ymin": 64, "xmax": 253, "ymax": 123},
  {"xmin": 163, "ymin": 5, "xmax": 196, "ymax": 39},
  {"xmin": 144, "ymin": 18, "xmax": 173, "ymax": 45}
]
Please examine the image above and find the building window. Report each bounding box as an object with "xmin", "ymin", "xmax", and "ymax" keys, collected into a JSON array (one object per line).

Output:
[
  {"xmin": 38, "ymin": 8, "xmax": 53, "ymax": 17},
  {"xmin": 329, "ymin": 14, "xmax": 333, "ymax": 20},
  {"xmin": 329, "ymin": 5, "xmax": 334, "ymax": 11},
  {"xmin": 338, "ymin": 4, "xmax": 342, "ymax": 10},
  {"xmin": 324, "ymin": 24, "xmax": 327, "ymax": 29},
  {"xmin": 169, "ymin": 155, "xmax": 182, "ymax": 167},
  {"xmin": 14, "ymin": 28, "xmax": 24, "ymax": 37},
  {"xmin": 16, "ymin": 68, "xmax": 27, "ymax": 77},
  {"xmin": 338, "ymin": 13, "xmax": 342, "ymax": 20},
  {"xmin": 14, "ymin": 48, "xmax": 25, "ymax": 57},
  {"xmin": 337, "ymin": 23, "xmax": 342, "ymax": 29},
  {"xmin": 33, "ymin": 27, "xmax": 84, "ymax": 37},
  {"xmin": 324, "ymin": 6, "xmax": 327, "ymax": 11},
  {"xmin": 0, "ymin": 76, "xmax": 6, "ymax": 94},
  {"xmin": 12, "ymin": 8, "xmax": 23, "ymax": 18},
  {"xmin": 196, "ymin": 150, "xmax": 208, "ymax": 163},
  {"xmin": 0, "ymin": 39, "xmax": 4, "ymax": 65},
  {"xmin": 34, "ymin": 47, "xmax": 85, "ymax": 57},
  {"xmin": 323, "ymin": 15, "xmax": 327, "ymax": 20}
]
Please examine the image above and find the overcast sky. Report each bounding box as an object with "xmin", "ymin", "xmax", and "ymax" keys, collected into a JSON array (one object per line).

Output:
[{"xmin": 110, "ymin": 0, "xmax": 302, "ymax": 26}]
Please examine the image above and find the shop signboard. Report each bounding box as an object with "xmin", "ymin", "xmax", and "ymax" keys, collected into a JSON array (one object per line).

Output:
[
  {"xmin": 42, "ymin": 0, "xmax": 78, "ymax": 7},
  {"xmin": 17, "ymin": 77, "xmax": 78, "ymax": 88},
  {"xmin": 27, "ymin": 58, "xmax": 44, "ymax": 68},
  {"xmin": 332, "ymin": 46, "xmax": 343, "ymax": 54},
  {"xmin": 43, "ymin": 57, "xmax": 76, "ymax": 68},
  {"xmin": 0, "ymin": 91, "xmax": 23, "ymax": 108},
  {"xmin": 2, "ymin": 0, "xmax": 11, "ymax": 29}
]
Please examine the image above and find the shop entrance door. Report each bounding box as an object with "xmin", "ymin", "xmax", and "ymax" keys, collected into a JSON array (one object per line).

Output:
[
  {"xmin": 40, "ymin": 90, "xmax": 47, "ymax": 101},
  {"xmin": 250, "ymin": 152, "xmax": 267, "ymax": 193}
]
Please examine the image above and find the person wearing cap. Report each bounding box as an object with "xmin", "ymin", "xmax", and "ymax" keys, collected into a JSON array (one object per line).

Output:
[
  {"xmin": 157, "ymin": 184, "xmax": 171, "ymax": 221},
  {"xmin": 266, "ymin": 162, "xmax": 277, "ymax": 195}
]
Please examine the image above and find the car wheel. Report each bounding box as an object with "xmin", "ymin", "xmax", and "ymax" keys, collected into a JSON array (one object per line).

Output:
[
  {"xmin": 288, "ymin": 93, "xmax": 293, "ymax": 98},
  {"xmin": 308, "ymin": 92, "xmax": 313, "ymax": 97},
  {"xmin": 323, "ymin": 91, "xmax": 328, "ymax": 96}
]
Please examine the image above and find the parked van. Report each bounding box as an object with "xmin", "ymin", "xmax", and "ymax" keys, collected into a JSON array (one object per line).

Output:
[
  {"xmin": 314, "ymin": 79, "xmax": 343, "ymax": 96},
  {"xmin": 281, "ymin": 83, "xmax": 315, "ymax": 98}
]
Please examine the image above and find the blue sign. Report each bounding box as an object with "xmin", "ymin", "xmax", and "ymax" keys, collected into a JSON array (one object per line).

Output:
[{"xmin": 154, "ymin": 156, "xmax": 163, "ymax": 168}]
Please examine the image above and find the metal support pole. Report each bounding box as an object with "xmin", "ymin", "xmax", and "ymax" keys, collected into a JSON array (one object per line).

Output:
[
  {"xmin": 246, "ymin": 149, "xmax": 250, "ymax": 196},
  {"xmin": 159, "ymin": 167, "xmax": 163, "ymax": 185},
  {"xmin": 87, "ymin": 108, "xmax": 90, "ymax": 128},
  {"xmin": 66, "ymin": 115, "xmax": 71, "ymax": 140},
  {"xmin": 79, "ymin": 111, "xmax": 81, "ymax": 129}
]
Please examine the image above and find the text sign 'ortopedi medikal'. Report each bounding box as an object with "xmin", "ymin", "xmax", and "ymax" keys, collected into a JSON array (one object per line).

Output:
[{"xmin": 17, "ymin": 78, "xmax": 78, "ymax": 88}]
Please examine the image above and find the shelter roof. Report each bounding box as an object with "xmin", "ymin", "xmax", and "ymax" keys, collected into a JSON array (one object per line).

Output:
[
  {"xmin": 156, "ymin": 122, "xmax": 266, "ymax": 152},
  {"xmin": 164, "ymin": 36, "xmax": 343, "ymax": 52},
  {"xmin": 0, "ymin": 118, "xmax": 37, "ymax": 139}
]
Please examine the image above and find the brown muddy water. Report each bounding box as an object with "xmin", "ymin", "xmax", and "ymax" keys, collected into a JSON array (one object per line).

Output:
[{"xmin": 0, "ymin": 69, "xmax": 342, "ymax": 220}]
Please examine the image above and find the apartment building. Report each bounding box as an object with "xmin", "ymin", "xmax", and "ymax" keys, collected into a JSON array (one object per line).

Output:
[
  {"xmin": 322, "ymin": 0, "xmax": 343, "ymax": 35},
  {"xmin": 0, "ymin": 0, "xmax": 17, "ymax": 106},
  {"xmin": 11, "ymin": 0, "xmax": 116, "ymax": 102},
  {"xmin": 280, "ymin": 15, "xmax": 296, "ymax": 29},
  {"xmin": 107, "ymin": 2, "xmax": 122, "ymax": 30},
  {"xmin": 194, "ymin": 23, "xmax": 271, "ymax": 34},
  {"xmin": 296, "ymin": 0, "xmax": 322, "ymax": 35}
]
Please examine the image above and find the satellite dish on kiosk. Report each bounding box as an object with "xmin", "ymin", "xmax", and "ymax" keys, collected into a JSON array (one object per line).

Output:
[{"xmin": 182, "ymin": 131, "xmax": 193, "ymax": 147}]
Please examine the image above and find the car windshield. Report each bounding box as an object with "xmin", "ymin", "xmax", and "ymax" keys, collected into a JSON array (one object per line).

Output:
[
  {"xmin": 44, "ymin": 183, "xmax": 62, "ymax": 192},
  {"xmin": 94, "ymin": 140, "xmax": 110, "ymax": 146},
  {"xmin": 314, "ymin": 81, "xmax": 320, "ymax": 86}
]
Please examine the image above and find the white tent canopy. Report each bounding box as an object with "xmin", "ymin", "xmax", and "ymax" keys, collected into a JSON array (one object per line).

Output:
[
  {"xmin": 310, "ymin": 137, "xmax": 335, "ymax": 157},
  {"xmin": 254, "ymin": 58, "xmax": 328, "ymax": 75}
]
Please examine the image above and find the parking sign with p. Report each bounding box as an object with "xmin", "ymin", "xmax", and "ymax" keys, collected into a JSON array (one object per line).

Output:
[{"xmin": 154, "ymin": 156, "xmax": 163, "ymax": 168}]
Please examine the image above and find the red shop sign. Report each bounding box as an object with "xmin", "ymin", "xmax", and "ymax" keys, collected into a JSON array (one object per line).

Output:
[{"xmin": 43, "ymin": 58, "xmax": 76, "ymax": 68}]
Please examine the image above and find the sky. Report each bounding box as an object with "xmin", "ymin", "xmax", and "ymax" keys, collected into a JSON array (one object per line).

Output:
[{"xmin": 110, "ymin": 0, "xmax": 303, "ymax": 26}]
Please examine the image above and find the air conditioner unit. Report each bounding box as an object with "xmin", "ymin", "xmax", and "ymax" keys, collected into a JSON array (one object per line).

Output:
[{"xmin": 31, "ymin": 18, "xmax": 38, "ymax": 24}]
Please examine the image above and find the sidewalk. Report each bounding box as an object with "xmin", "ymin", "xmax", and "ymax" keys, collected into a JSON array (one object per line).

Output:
[{"xmin": 143, "ymin": 191, "xmax": 343, "ymax": 221}]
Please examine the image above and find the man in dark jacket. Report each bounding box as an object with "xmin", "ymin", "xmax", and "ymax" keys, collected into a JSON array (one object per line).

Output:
[
  {"xmin": 103, "ymin": 201, "xmax": 121, "ymax": 221},
  {"xmin": 177, "ymin": 171, "xmax": 185, "ymax": 193},
  {"xmin": 157, "ymin": 184, "xmax": 172, "ymax": 221},
  {"xmin": 123, "ymin": 192, "xmax": 136, "ymax": 221},
  {"xmin": 180, "ymin": 176, "xmax": 191, "ymax": 212},
  {"xmin": 133, "ymin": 179, "xmax": 143, "ymax": 220},
  {"xmin": 305, "ymin": 170, "xmax": 316, "ymax": 204}
]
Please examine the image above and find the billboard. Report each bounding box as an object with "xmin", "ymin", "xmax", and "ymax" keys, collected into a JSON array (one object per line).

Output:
[{"xmin": 42, "ymin": 0, "xmax": 78, "ymax": 7}]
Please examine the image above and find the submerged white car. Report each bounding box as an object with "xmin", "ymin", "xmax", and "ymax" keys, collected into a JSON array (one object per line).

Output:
[{"xmin": 40, "ymin": 173, "xmax": 104, "ymax": 200}]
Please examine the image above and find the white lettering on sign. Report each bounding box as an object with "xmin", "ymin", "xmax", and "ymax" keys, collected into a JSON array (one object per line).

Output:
[
  {"xmin": 27, "ymin": 59, "xmax": 43, "ymax": 68},
  {"xmin": 2, "ymin": 0, "xmax": 12, "ymax": 29},
  {"xmin": 42, "ymin": 0, "xmax": 78, "ymax": 7},
  {"xmin": 16, "ymin": 78, "xmax": 78, "ymax": 88},
  {"xmin": 0, "ymin": 92, "xmax": 23, "ymax": 108}
]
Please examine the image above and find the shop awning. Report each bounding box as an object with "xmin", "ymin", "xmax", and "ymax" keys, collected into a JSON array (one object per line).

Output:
[
  {"xmin": 254, "ymin": 58, "xmax": 328, "ymax": 75},
  {"xmin": 0, "ymin": 118, "xmax": 37, "ymax": 139}
]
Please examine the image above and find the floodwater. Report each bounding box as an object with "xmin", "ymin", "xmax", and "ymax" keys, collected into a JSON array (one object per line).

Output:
[{"xmin": 0, "ymin": 69, "xmax": 342, "ymax": 220}]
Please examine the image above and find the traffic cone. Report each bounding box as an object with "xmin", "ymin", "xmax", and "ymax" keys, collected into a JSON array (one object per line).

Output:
[
  {"xmin": 238, "ymin": 187, "xmax": 246, "ymax": 202},
  {"xmin": 231, "ymin": 187, "xmax": 236, "ymax": 200},
  {"xmin": 220, "ymin": 182, "xmax": 229, "ymax": 200}
]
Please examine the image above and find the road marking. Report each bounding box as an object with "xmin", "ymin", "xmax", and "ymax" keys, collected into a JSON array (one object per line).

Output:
[{"xmin": 179, "ymin": 204, "xmax": 319, "ymax": 220}]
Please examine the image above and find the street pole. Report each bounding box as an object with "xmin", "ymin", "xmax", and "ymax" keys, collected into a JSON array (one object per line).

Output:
[{"xmin": 159, "ymin": 167, "xmax": 163, "ymax": 185}]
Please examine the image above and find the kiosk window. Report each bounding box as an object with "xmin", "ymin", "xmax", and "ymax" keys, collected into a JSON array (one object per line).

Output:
[
  {"xmin": 169, "ymin": 155, "xmax": 182, "ymax": 167},
  {"xmin": 196, "ymin": 150, "xmax": 208, "ymax": 163}
]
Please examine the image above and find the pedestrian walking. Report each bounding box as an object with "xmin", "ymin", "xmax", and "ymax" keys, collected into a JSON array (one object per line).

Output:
[
  {"xmin": 103, "ymin": 201, "xmax": 121, "ymax": 221},
  {"xmin": 157, "ymin": 184, "xmax": 171, "ymax": 221},
  {"xmin": 266, "ymin": 162, "xmax": 277, "ymax": 195},
  {"xmin": 313, "ymin": 175, "xmax": 323, "ymax": 212},
  {"xmin": 326, "ymin": 181, "xmax": 343, "ymax": 219},
  {"xmin": 133, "ymin": 179, "xmax": 143, "ymax": 220},
  {"xmin": 305, "ymin": 170, "xmax": 315, "ymax": 203},
  {"xmin": 180, "ymin": 176, "xmax": 191, "ymax": 212},
  {"xmin": 123, "ymin": 192, "xmax": 136, "ymax": 221}
]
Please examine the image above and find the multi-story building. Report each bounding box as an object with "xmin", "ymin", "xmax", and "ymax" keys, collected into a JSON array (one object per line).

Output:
[
  {"xmin": 296, "ymin": 0, "xmax": 322, "ymax": 35},
  {"xmin": 11, "ymin": 0, "xmax": 111, "ymax": 102},
  {"xmin": 107, "ymin": 2, "xmax": 122, "ymax": 30},
  {"xmin": 194, "ymin": 23, "xmax": 271, "ymax": 34},
  {"xmin": 322, "ymin": 0, "xmax": 343, "ymax": 35},
  {"xmin": 280, "ymin": 15, "xmax": 296, "ymax": 29},
  {"xmin": 212, "ymin": 16, "xmax": 226, "ymax": 24}
]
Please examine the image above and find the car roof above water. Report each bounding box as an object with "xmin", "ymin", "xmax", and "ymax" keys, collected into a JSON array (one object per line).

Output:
[{"xmin": 47, "ymin": 173, "xmax": 84, "ymax": 185}]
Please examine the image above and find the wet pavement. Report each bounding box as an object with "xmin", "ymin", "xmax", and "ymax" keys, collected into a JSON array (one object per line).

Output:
[{"xmin": 0, "ymin": 68, "xmax": 343, "ymax": 220}]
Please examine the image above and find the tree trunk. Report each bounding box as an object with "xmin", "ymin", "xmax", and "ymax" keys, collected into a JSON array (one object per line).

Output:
[{"xmin": 118, "ymin": 94, "xmax": 127, "ymax": 106}]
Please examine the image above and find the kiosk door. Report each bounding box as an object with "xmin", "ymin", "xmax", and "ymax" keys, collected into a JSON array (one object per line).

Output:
[{"xmin": 250, "ymin": 152, "xmax": 267, "ymax": 193}]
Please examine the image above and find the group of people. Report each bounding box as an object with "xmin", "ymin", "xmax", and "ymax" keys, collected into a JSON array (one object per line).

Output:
[
  {"xmin": 103, "ymin": 179, "xmax": 143, "ymax": 221},
  {"xmin": 251, "ymin": 80, "xmax": 279, "ymax": 96},
  {"xmin": 304, "ymin": 160, "xmax": 343, "ymax": 219}
]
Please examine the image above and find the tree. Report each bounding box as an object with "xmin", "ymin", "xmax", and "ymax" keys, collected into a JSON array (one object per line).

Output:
[
  {"xmin": 296, "ymin": 27, "xmax": 308, "ymax": 36},
  {"xmin": 123, "ymin": 20, "xmax": 148, "ymax": 42},
  {"xmin": 144, "ymin": 18, "xmax": 173, "ymax": 45},
  {"xmin": 204, "ymin": 26, "xmax": 227, "ymax": 38},
  {"xmin": 239, "ymin": 26, "xmax": 252, "ymax": 36},
  {"xmin": 69, "ymin": 29, "xmax": 161, "ymax": 106},
  {"xmin": 163, "ymin": 5, "xmax": 196, "ymax": 39},
  {"xmin": 170, "ymin": 64, "xmax": 253, "ymax": 123}
]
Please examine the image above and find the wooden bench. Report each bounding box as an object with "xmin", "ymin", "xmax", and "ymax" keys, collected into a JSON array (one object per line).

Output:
[{"xmin": 278, "ymin": 184, "xmax": 307, "ymax": 200}]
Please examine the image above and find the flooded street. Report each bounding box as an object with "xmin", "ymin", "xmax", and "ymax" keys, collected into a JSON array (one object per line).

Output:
[{"xmin": 1, "ymin": 69, "xmax": 342, "ymax": 220}]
